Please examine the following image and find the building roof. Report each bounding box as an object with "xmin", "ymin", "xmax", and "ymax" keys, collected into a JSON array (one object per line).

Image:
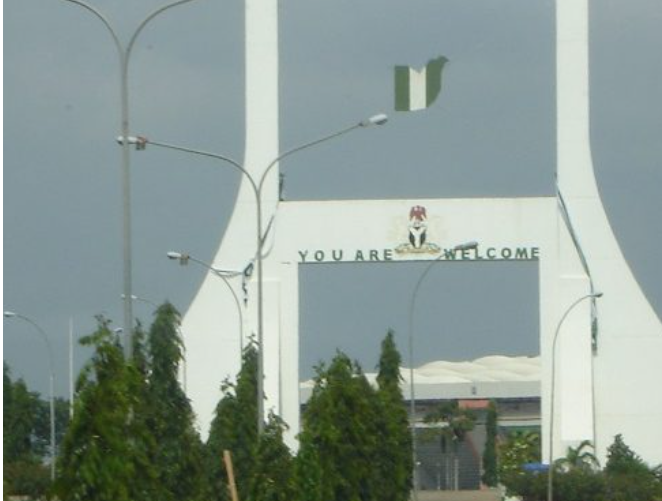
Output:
[{"xmin": 300, "ymin": 355, "xmax": 540, "ymax": 403}]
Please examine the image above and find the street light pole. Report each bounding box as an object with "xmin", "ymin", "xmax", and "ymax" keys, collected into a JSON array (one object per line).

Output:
[
  {"xmin": 407, "ymin": 241, "xmax": 478, "ymax": 499},
  {"xmin": 4, "ymin": 311, "xmax": 56, "ymax": 481},
  {"xmin": 124, "ymin": 113, "xmax": 388, "ymax": 433},
  {"xmin": 60, "ymin": 0, "xmax": 199, "ymax": 360},
  {"xmin": 547, "ymin": 292, "xmax": 603, "ymax": 501},
  {"xmin": 167, "ymin": 251, "xmax": 247, "ymax": 356},
  {"xmin": 68, "ymin": 317, "xmax": 74, "ymax": 419}
]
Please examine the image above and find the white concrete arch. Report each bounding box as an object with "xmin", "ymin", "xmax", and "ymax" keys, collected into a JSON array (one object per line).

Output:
[{"xmin": 181, "ymin": 0, "xmax": 662, "ymax": 465}]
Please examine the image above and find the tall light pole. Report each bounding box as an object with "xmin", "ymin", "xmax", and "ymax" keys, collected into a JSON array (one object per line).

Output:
[
  {"xmin": 122, "ymin": 112, "xmax": 388, "ymax": 433},
  {"xmin": 68, "ymin": 317, "xmax": 74, "ymax": 419},
  {"xmin": 4, "ymin": 311, "xmax": 56, "ymax": 481},
  {"xmin": 60, "ymin": 0, "xmax": 199, "ymax": 360},
  {"xmin": 166, "ymin": 251, "xmax": 247, "ymax": 356},
  {"xmin": 407, "ymin": 241, "xmax": 479, "ymax": 498},
  {"xmin": 547, "ymin": 291, "xmax": 603, "ymax": 501}
]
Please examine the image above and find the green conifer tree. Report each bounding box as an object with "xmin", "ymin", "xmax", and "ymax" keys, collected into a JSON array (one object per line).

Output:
[
  {"xmin": 292, "ymin": 432, "xmax": 323, "ymax": 501},
  {"xmin": 145, "ymin": 303, "xmax": 208, "ymax": 501},
  {"xmin": 248, "ymin": 412, "xmax": 295, "ymax": 501},
  {"xmin": 605, "ymin": 434, "xmax": 649, "ymax": 476},
  {"xmin": 375, "ymin": 330, "xmax": 413, "ymax": 501},
  {"xmin": 206, "ymin": 342, "xmax": 259, "ymax": 501},
  {"xmin": 55, "ymin": 317, "xmax": 163, "ymax": 501},
  {"xmin": 298, "ymin": 352, "xmax": 381, "ymax": 501},
  {"xmin": 604, "ymin": 434, "xmax": 662, "ymax": 500},
  {"xmin": 131, "ymin": 320, "xmax": 149, "ymax": 378}
]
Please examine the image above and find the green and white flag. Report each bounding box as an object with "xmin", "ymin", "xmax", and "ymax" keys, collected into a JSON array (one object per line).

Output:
[{"xmin": 394, "ymin": 56, "xmax": 448, "ymax": 112}]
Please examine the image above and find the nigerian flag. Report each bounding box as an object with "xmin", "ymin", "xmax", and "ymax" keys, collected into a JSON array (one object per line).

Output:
[{"xmin": 394, "ymin": 56, "xmax": 448, "ymax": 112}]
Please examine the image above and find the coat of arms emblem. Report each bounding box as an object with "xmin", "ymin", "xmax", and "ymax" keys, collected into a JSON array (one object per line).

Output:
[{"xmin": 395, "ymin": 205, "xmax": 441, "ymax": 254}]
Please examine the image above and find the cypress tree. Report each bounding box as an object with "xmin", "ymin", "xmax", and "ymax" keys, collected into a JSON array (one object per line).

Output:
[
  {"xmin": 248, "ymin": 412, "xmax": 295, "ymax": 501},
  {"xmin": 605, "ymin": 434, "xmax": 650, "ymax": 476},
  {"xmin": 376, "ymin": 330, "xmax": 402, "ymax": 390},
  {"xmin": 55, "ymin": 317, "xmax": 163, "ymax": 501},
  {"xmin": 298, "ymin": 352, "xmax": 381, "ymax": 501},
  {"xmin": 375, "ymin": 330, "xmax": 413, "ymax": 501},
  {"xmin": 145, "ymin": 303, "xmax": 208, "ymax": 501},
  {"xmin": 206, "ymin": 342, "xmax": 259, "ymax": 501},
  {"xmin": 131, "ymin": 320, "xmax": 149, "ymax": 378},
  {"xmin": 604, "ymin": 434, "xmax": 662, "ymax": 500},
  {"xmin": 292, "ymin": 431, "xmax": 323, "ymax": 501},
  {"xmin": 206, "ymin": 390, "xmax": 237, "ymax": 501}
]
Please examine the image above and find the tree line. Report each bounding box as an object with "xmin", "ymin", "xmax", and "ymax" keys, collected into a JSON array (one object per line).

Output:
[
  {"xmin": 4, "ymin": 363, "xmax": 69, "ymax": 497},
  {"xmin": 4, "ymin": 303, "xmax": 413, "ymax": 501},
  {"xmin": 497, "ymin": 430, "xmax": 662, "ymax": 500},
  {"xmin": 7, "ymin": 302, "xmax": 660, "ymax": 501}
]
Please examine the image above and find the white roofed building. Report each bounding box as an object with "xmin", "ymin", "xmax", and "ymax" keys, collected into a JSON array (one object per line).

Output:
[{"xmin": 300, "ymin": 355, "xmax": 541, "ymax": 491}]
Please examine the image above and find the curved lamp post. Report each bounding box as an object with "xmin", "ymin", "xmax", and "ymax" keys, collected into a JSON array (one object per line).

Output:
[
  {"xmin": 407, "ymin": 241, "xmax": 479, "ymax": 498},
  {"xmin": 547, "ymin": 291, "xmax": 603, "ymax": 501},
  {"xmin": 166, "ymin": 251, "xmax": 246, "ymax": 356},
  {"xmin": 4, "ymin": 311, "xmax": 56, "ymax": 481},
  {"xmin": 122, "ymin": 112, "xmax": 388, "ymax": 433},
  {"xmin": 60, "ymin": 0, "xmax": 200, "ymax": 359},
  {"xmin": 123, "ymin": 293, "xmax": 158, "ymax": 310}
]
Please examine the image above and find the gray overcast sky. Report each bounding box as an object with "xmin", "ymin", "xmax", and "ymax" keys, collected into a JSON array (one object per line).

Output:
[{"xmin": 4, "ymin": 0, "xmax": 661, "ymax": 395}]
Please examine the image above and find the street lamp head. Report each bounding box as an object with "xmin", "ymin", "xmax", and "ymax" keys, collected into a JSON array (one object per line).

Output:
[
  {"xmin": 167, "ymin": 251, "xmax": 189, "ymax": 265},
  {"xmin": 454, "ymin": 241, "xmax": 479, "ymax": 251},
  {"xmin": 360, "ymin": 113, "xmax": 389, "ymax": 127},
  {"xmin": 4, "ymin": 311, "xmax": 17, "ymax": 318},
  {"xmin": 116, "ymin": 135, "xmax": 148, "ymax": 150}
]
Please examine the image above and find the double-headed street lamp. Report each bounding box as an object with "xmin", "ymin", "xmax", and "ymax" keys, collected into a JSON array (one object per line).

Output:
[
  {"xmin": 121, "ymin": 112, "xmax": 388, "ymax": 433},
  {"xmin": 167, "ymin": 251, "xmax": 247, "ymax": 355},
  {"xmin": 407, "ymin": 241, "xmax": 479, "ymax": 498},
  {"xmin": 547, "ymin": 291, "xmax": 603, "ymax": 501},
  {"xmin": 61, "ymin": 0, "xmax": 200, "ymax": 359},
  {"xmin": 4, "ymin": 311, "xmax": 56, "ymax": 481}
]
